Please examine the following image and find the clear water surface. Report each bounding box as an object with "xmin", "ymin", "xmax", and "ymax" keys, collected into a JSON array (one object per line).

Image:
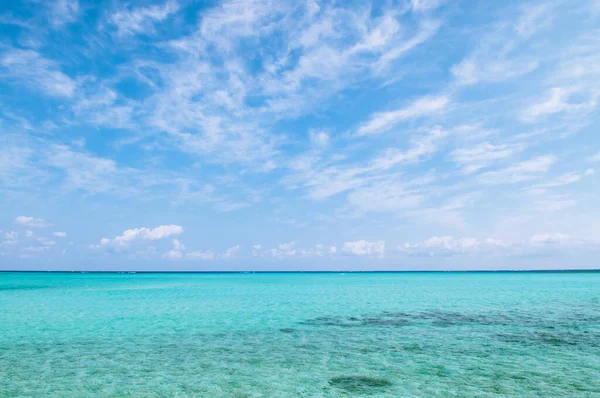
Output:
[{"xmin": 1, "ymin": 272, "xmax": 599, "ymax": 397}]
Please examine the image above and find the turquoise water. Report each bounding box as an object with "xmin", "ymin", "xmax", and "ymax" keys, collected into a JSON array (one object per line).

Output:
[{"xmin": 1, "ymin": 272, "xmax": 599, "ymax": 397}]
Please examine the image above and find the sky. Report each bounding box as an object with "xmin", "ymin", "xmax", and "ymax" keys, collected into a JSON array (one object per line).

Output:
[{"xmin": 0, "ymin": 0, "xmax": 599, "ymax": 271}]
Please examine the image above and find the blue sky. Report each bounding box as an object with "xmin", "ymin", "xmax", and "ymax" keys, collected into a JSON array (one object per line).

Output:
[{"xmin": 1, "ymin": 0, "xmax": 599, "ymax": 271}]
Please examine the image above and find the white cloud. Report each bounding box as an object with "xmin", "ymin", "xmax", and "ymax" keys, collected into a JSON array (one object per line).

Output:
[
  {"xmin": 533, "ymin": 196, "xmax": 577, "ymax": 212},
  {"xmin": 3, "ymin": 231, "xmax": 18, "ymax": 243},
  {"xmin": 163, "ymin": 238, "xmax": 222, "ymax": 261},
  {"xmin": 449, "ymin": 3, "xmax": 555, "ymax": 86},
  {"xmin": 520, "ymin": 31, "xmax": 600, "ymax": 129},
  {"xmin": 0, "ymin": 141, "xmax": 36, "ymax": 189},
  {"xmin": 0, "ymin": 14, "xmax": 34, "ymax": 29},
  {"xmin": 136, "ymin": 1, "xmax": 438, "ymax": 168},
  {"xmin": 527, "ymin": 171, "xmax": 591, "ymax": 195},
  {"xmin": 285, "ymin": 161, "xmax": 367, "ymax": 200},
  {"xmin": 164, "ymin": 238, "xmax": 186, "ymax": 259},
  {"xmin": 477, "ymin": 155, "xmax": 556, "ymax": 185},
  {"xmin": 108, "ymin": 1, "xmax": 179, "ymax": 37},
  {"xmin": 402, "ymin": 236, "xmax": 509, "ymax": 257},
  {"xmin": 164, "ymin": 249, "xmax": 183, "ymax": 259},
  {"xmin": 213, "ymin": 201, "xmax": 249, "ymax": 212},
  {"xmin": 49, "ymin": 0, "xmax": 79, "ymax": 27},
  {"xmin": 357, "ymin": 95, "xmax": 449, "ymax": 136},
  {"xmin": 264, "ymin": 242, "xmax": 337, "ymax": 258},
  {"xmin": 223, "ymin": 244, "xmax": 240, "ymax": 259},
  {"xmin": 374, "ymin": 19, "xmax": 441, "ymax": 71},
  {"xmin": 2, "ymin": 0, "xmax": 599, "ymax": 269},
  {"xmin": 451, "ymin": 142, "xmax": 523, "ymax": 174},
  {"xmin": 411, "ymin": 0, "xmax": 444, "ymax": 12},
  {"xmin": 520, "ymin": 87, "xmax": 592, "ymax": 121},
  {"xmin": 15, "ymin": 216, "xmax": 51, "ymax": 228},
  {"xmin": 0, "ymin": 48, "xmax": 76, "ymax": 97},
  {"xmin": 309, "ymin": 130, "xmax": 330, "ymax": 148},
  {"xmin": 172, "ymin": 239, "xmax": 185, "ymax": 251},
  {"xmin": 73, "ymin": 88, "xmax": 135, "ymax": 130},
  {"xmin": 283, "ymin": 127, "xmax": 446, "ymax": 215},
  {"xmin": 298, "ymin": 244, "xmax": 329, "ymax": 257},
  {"xmin": 402, "ymin": 233, "xmax": 598, "ymax": 258},
  {"xmin": 370, "ymin": 127, "xmax": 447, "ymax": 170},
  {"xmin": 270, "ymin": 242, "xmax": 297, "ymax": 258},
  {"xmin": 94, "ymin": 225, "xmax": 183, "ymax": 250},
  {"xmin": 404, "ymin": 192, "xmax": 480, "ymax": 229},
  {"xmin": 53, "ymin": 232, "xmax": 68, "ymax": 238},
  {"xmin": 187, "ymin": 250, "xmax": 215, "ymax": 260},
  {"xmin": 37, "ymin": 237, "xmax": 56, "ymax": 246},
  {"xmin": 451, "ymin": 56, "xmax": 538, "ymax": 87},
  {"xmin": 514, "ymin": 3, "xmax": 554, "ymax": 38},
  {"xmin": 144, "ymin": 225, "xmax": 184, "ymax": 240},
  {"xmin": 46, "ymin": 144, "xmax": 119, "ymax": 194},
  {"xmin": 20, "ymin": 246, "xmax": 51, "ymax": 258},
  {"xmin": 530, "ymin": 233, "xmax": 571, "ymax": 246},
  {"xmin": 342, "ymin": 240, "xmax": 385, "ymax": 257},
  {"xmin": 3, "ymin": 229, "xmax": 58, "ymax": 255},
  {"xmin": 47, "ymin": 0, "xmax": 444, "ymax": 175},
  {"xmin": 1, "ymin": 136, "xmax": 197, "ymax": 200},
  {"xmin": 346, "ymin": 181, "xmax": 423, "ymax": 213}
]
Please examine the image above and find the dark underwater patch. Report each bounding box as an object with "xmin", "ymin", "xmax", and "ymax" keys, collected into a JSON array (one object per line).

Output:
[
  {"xmin": 397, "ymin": 311, "xmax": 508, "ymax": 326},
  {"xmin": 496, "ymin": 330, "xmax": 599, "ymax": 347},
  {"xmin": 279, "ymin": 328, "xmax": 296, "ymax": 334},
  {"xmin": 301, "ymin": 310, "xmax": 508, "ymax": 328},
  {"xmin": 328, "ymin": 376, "xmax": 392, "ymax": 393},
  {"xmin": 401, "ymin": 343, "xmax": 423, "ymax": 352},
  {"xmin": 300, "ymin": 314, "xmax": 411, "ymax": 327}
]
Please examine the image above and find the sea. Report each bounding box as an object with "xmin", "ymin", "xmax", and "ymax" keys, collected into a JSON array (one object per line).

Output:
[{"xmin": 1, "ymin": 271, "xmax": 599, "ymax": 397}]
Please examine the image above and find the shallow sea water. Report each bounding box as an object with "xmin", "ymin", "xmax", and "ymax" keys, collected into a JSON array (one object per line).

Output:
[{"xmin": 1, "ymin": 272, "xmax": 599, "ymax": 397}]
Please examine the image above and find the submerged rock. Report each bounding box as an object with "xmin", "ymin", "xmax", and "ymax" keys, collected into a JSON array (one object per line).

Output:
[{"xmin": 329, "ymin": 376, "xmax": 392, "ymax": 393}]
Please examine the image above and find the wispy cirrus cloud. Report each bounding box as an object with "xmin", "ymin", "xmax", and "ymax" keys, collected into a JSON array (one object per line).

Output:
[
  {"xmin": 402, "ymin": 233, "xmax": 599, "ymax": 258},
  {"xmin": 1, "ymin": 0, "xmax": 599, "ymax": 270},
  {"xmin": 357, "ymin": 95, "xmax": 449, "ymax": 136},
  {"xmin": 107, "ymin": 1, "xmax": 179, "ymax": 37},
  {"xmin": 520, "ymin": 87, "xmax": 599, "ymax": 122},
  {"xmin": 113, "ymin": 0, "xmax": 443, "ymax": 169},
  {"xmin": 401, "ymin": 236, "xmax": 509, "ymax": 257},
  {"xmin": 451, "ymin": 142, "xmax": 524, "ymax": 174},
  {"xmin": 186, "ymin": 250, "xmax": 215, "ymax": 260},
  {"xmin": 527, "ymin": 169, "xmax": 592, "ymax": 194},
  {"xmin": 0, "ymin": 48, "xmax": 76, "ymax": 97},
  {"xmin": 477, "ymin": 155, "xmax": 556, "ymax": 185},
  {"xmin": 449, "ymin": 2, "xmax": 556, "ymax": 86},
  {"xmin": 48, "ymin": 0, "xmax": 79, "ymax": 27}
]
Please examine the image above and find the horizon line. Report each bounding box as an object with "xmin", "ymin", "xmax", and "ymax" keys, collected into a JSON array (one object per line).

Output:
[{"xmin": 1, "ymin": 269, "xmax": 599, "ymax": 274}]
